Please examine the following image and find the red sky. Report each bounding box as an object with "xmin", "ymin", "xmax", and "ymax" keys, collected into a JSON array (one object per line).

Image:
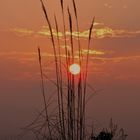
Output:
[{"xmin": 0, "ymin": 0, "xmax": 140, "ymax": 139}]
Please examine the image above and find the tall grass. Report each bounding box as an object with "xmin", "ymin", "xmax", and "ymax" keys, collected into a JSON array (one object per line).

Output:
[
  {"xmin": 22, "ymin": 0, "xmax": 127, "ymax": 140},
  {"xmin": 23, "ymin": 0, "xmax": 95, "ymax": 139}
]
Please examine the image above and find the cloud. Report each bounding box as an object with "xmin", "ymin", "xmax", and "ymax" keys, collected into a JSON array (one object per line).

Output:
[
  {"xmin": 38, "ymin": 26, "xmax": 63, "ymax": 37},
  {"xmin": 93, "ymin": 22, "xmax": 104, "ymax": 26},
  {"xmin": 0, "ymin": 51, "xmax": 56, "ymax": 59},
  {"xmin": 75, "ymin": 49, "xmax": 106, "ymax": 55},
  {"xmin": 11, "ymin": 23, "xmax": 140, "ymax": 39},
  {"xmin": 91, "ymin": 55, "xmax": 140, "ymax": 64},
  {"xmin": 1, "ymin": 51, "xmax": 140, "ymax": 81},
  {"xmin": 11, "ymin": 28, "xmax": 34, "ymax": 36},
  {"xmin": 67, "ymin": 27, "xmax": 140, "ymax": 39},
  {"xmin": 61, "ymin": 45, "xmax": 71, "ymax": 51}
]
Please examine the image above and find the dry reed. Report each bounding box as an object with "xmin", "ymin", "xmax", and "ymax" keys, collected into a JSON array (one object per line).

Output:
[{"xmin": 25, "ymin": 0, "xmax": 96, "ymax": 139}]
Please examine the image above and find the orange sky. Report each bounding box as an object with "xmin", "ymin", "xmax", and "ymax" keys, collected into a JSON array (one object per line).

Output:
[{"xmin": 0, "ymin": 0, "xmax": 140, "ymax": 139}]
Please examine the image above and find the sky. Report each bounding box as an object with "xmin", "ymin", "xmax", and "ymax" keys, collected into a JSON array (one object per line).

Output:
[{"xmin": 0, "ymin": 0, "xmax": 140, "ymax": 139}]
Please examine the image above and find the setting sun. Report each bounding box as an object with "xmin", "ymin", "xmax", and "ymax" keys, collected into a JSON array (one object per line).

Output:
[{"xmin": 69, "ymin": 63, "xmax": 81, "ymax": 75}]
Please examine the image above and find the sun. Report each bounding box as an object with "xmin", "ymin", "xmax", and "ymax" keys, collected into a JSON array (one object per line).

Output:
[{"xmin": 69, "ymin": 63, "xmax": 81, "ymax": 75}]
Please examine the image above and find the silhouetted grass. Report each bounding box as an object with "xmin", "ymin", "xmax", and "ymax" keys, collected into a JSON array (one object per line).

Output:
[
  {"xmin": 22, "ymin": 0, "xmax": 127, "ymax": 140},
  {"xmin": 36, "ymin": 0, "xmax": 95, "ymax": 139}
]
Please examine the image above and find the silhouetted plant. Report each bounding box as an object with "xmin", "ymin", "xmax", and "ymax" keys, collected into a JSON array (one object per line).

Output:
[
  {"xmin": 92, "ymin": 131, "xmax": 113, "ymax": 140},
  {"xmin": 21, "ymin": 0, "xmax": 127, "ymax": 140},
  {"xmin": 90, "ymin": 119, "xmax": 127, "ymax": 140}
]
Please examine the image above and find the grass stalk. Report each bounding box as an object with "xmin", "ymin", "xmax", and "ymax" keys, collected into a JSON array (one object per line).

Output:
[
  {"xmin": 37, "ymin": 47, "xmax": 52, "ymax": 139},
  {"xmin": 54, "ymin": 14, "xmax": 65, "ymax": 140},
  {"xmin": 83, "ymin": 17, "xmax": 95, "ymax": 139},
  {"xmin": 28, "ymin": 1, "xmax": 96, "ymax": 139}
]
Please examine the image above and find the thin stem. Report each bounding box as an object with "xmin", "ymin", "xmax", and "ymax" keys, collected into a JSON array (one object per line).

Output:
[{"xmin": 38, "ymin": 47, "xmax": 52, "ymax": 139}]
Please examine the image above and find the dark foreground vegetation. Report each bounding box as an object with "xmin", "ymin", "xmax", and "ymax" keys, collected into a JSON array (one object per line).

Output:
[{"xmin": 16, "ymin": 0, "xmax": 127, "ymax": 140}]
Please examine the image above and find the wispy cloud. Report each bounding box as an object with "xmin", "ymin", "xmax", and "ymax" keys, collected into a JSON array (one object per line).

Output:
[
  {"xmin": 37, "ymin": 26, "xmax": 63, "ymax": 37},
  {"xmin": 70, "ymin": 27, "xmax": 140, "ymax": 39},
  {"xmin": 75, "ymin": 49, "xmax": 105, "ymax": 55},
  {"xmin": 10, "ymin": 28, "xmax": 34, "ymax": 36},
  {"xmin": 91, "ymin": 55, "xmax": 140, "ymax": 64},
  {"xmin": 1, "ymin": 51, "xmax": 140, "ymax": 81},
  {"xmin": 61, "ymin": 45, "xmax": 71, "ymax": 50},
  {"xmin": 11, "ymin": 23, "xmax": 140, "ymax": 39}
]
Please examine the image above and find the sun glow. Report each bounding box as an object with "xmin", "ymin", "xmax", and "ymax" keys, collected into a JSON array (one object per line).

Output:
[{"xmin": 69, "ymin": 63, "xmax": 81, "ymax": 75}]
